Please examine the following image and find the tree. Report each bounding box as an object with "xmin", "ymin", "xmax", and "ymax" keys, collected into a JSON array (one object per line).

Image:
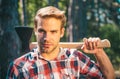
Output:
[{"xmin": 0, "ymin": 0, "xmax": 20, "ymax": 78}]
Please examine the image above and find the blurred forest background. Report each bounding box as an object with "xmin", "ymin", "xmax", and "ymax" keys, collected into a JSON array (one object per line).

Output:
[{"xmin": 0, "ymin": 0, "xmax": 120, "ymax": 78}]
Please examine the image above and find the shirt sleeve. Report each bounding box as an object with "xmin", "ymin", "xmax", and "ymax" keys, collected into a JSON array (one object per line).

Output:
[
  {"xmin": 6, "ymin": 62, "xmax": 19, "ymax": 79},
  {"xmin": 77, "ymin": 51, "xmax": 104, "ymax": 79}
]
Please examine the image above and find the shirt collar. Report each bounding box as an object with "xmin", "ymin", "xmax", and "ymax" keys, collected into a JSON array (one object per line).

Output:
[{"xmin": 33, "ymin": 47, "xmax": 72, "ymax": 61}]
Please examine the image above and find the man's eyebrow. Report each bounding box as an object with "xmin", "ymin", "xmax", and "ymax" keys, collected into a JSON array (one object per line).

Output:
[
  {"xmin": 50, "ymin": 29, "xmax": 58, "ymax": 32},
  {"xmin": 51, "ymin": 29, "xmax": 58, "ymax": 31}
]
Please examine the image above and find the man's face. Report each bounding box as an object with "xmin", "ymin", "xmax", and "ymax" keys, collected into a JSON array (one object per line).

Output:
[{"xmin": 35, "ymin": 17, "xmax": 64, "ymax": 53}]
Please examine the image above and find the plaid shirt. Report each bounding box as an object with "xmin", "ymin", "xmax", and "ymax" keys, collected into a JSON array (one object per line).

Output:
[{"xmin": 6, "ymin": 48, "xmax": 104, "ymax": 79}]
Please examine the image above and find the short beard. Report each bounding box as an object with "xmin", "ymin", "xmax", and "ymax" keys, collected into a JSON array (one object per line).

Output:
[{"xmin": 38, "ymin": 41, "xmax": 59, "ymax": 54}]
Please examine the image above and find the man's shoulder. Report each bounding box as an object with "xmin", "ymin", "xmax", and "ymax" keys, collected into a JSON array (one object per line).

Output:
[
  {"xmin": 64, "ymin": 48, "xmax": 90, "ymax": 58},
  {"xmin": 13, "ymin": 50, "xmax": 38, "ymax": 67}
]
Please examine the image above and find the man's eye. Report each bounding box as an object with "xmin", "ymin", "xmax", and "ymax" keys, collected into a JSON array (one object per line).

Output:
[{"xmin": 38, "ymin": 29, "xmax": 45, "ymax": 33}]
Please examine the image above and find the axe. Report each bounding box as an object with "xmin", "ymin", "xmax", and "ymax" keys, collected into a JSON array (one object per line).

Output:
[{"xmin": 30, "ymin": 39, "xmax": 111, "ymax": 50}]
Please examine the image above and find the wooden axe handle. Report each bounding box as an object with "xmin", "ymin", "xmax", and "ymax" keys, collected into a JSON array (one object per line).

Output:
[
  {"xmin": 30, "ymin": 39, "xmax": 111, "ymax": 50},
  {"xmin": 59, "ymin": 39, "xmax": 111, "ymax": 49}
]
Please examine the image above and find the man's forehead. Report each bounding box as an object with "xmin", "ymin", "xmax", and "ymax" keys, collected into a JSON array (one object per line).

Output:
[{"xmin": 37, "ymin": 18, "xmax": 61, "ymax": 25}]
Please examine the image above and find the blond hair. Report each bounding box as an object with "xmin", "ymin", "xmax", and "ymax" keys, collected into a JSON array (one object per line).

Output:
[{"xmin": 34, "ymin": 6, "xmax": 66, "ymax": 29}]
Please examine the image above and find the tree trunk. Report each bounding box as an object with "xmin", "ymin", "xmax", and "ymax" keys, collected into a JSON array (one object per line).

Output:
[
  {"xmin": 20, "ymin": 0, "xmax": 27, "ymax": 26},
  {"xmin": 67, "ymin": 0, "xmax": 73, "ymax": 42},
  {"xmin": 77, "ymin": 0, "xmax": 87, "ymax": 40},
  {"xmin": 0, "ymin": 0, "xmax": 20, "ymax": 78},
  {"xmin": 67, "ymin": 0, "xmax": 87, "ymax": 42}
]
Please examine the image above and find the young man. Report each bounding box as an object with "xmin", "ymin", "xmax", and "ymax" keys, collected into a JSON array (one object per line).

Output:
[{"xmin": 6, "ymin": 6, "xmax": 114, "ymax": 79}]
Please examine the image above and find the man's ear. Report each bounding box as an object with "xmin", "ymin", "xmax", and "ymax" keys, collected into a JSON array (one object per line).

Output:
[
  {"xmin": 60, "ymin": 28, "xmax": 65, "ymax": 38},
  {"xmin": 34, "ymin": 28, "xmax": 37, "ymax": 35},
  {"xmin": 35, "ymin": 32, "xmax": 37, "ymax": 35}
]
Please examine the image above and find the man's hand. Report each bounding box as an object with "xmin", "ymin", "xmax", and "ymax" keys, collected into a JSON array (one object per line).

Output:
[{"xmin": 81, "ymin": 37, "xmax": 104, "ymax": 54}]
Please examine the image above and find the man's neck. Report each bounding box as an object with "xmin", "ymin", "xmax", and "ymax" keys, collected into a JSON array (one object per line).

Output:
[{"xmin": 40, "ymin": 47, "xmax": 60, "ymax": 60}]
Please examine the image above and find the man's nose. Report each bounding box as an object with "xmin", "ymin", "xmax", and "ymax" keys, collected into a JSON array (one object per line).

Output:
[{"xmin": 43, "ymin": 32, "xmax": 50, "ymax": 41}]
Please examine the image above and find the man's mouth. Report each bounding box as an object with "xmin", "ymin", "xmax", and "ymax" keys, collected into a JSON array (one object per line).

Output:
[{"xmin": 42, "ymin": 44, "xmax": 52, "ymax": 48}]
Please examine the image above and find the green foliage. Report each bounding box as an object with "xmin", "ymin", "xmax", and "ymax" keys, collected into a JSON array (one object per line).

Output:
[
  {"xmin": 99, "ymin": 24, "xmax": 120, "ymax": 70},
  {"xmin": 26, "ymin": 0, "xmax": 48, "ymax": 27},
  {"xmin": 99, "ymin": 24, "xmax": 120, "ymax": 53}
]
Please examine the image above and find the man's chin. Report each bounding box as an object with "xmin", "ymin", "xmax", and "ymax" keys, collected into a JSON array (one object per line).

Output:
[{"xmin": 41, "ymin": 48, "xmax": 51, "ymax": 53}]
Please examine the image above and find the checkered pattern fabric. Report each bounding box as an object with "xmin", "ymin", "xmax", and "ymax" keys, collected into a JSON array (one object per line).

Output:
[{"xmin": 6, "ymin": 48, "xmax": 104, "ymax": 79}]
